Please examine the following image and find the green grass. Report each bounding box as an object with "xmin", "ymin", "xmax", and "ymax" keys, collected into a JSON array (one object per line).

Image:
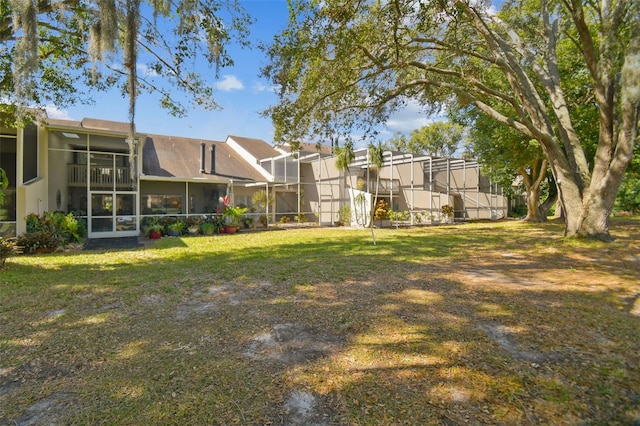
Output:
[{"xmin": 1, "ymin": 220, "xmax": 639, "ymax": 424}]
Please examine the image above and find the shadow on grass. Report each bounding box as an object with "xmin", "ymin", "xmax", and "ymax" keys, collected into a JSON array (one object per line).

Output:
[{"xmin": 1, "ymin": 220, "xmax": 639, "ymax": 424}]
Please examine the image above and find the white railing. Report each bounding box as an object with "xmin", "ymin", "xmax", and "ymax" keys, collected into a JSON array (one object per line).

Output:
[{"xmin": 67, "ymin": 164, "xmax": 132, "ymax": 188}]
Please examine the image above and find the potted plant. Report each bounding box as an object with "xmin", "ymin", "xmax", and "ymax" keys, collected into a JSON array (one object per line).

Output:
[
  {"xmin": 200, "ymin": 222, "xmax": 216, "ymax": 236},
  {"xmin": 441, "ymin": 204, "xmax": 454, "ymax": 224},
  {"xmin": 143, "ymin": 217, "xmax": 163, "ymax": 239},
  {"xmin": 222, "ymin": 206, "xmax": 247, "ymax": 234},
  {"xmin": 186, "ymin": 216, "xmax": 203, "ymax": 235},
  {"xmin": 167, "ymin": 220, "xmax": 185, "ymax": 237}
]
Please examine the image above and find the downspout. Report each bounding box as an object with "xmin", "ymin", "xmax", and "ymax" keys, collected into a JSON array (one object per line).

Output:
[
  {"xmin": 429, "ymin": 157, "xmax": 433, "ymax": 219},
  {"xmin": 317, "ymin": 153, "xmax": 321, "ymax": 225},
  {"xmin": 297, "ymin": 153, "xmax": 301, "ymax": 221},
  {"xmin": 463, "ymin": 161, "xmax": 466, "ymax": 221},
  {"xmin": 477, "ymin": 169, "xmax": 480, "ymax": 220},
  {"xmin": 265, "ymin": 181, "xmax": 270, "ymax": 227},
  {"xmin": 390, "ymin": 153, "xmax": 394, "ymax": 211},
  {"xmin": 446, "ymin": 158, "xmax": 450, "ymax": 204},
  {"xmin": 410, "ymin": 153, "xmax": 414, "ymax": 224}
]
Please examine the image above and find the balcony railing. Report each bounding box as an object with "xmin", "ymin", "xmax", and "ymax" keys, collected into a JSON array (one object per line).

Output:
[
  {"xmin": 365, "ymin": 178, "xmax": 399, "ymax": 192},
  {"xmin": 68, "ymin": 164, "xmax": 133, "ymax": 188}
]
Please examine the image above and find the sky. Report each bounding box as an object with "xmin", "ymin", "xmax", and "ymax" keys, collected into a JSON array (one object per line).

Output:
[{"xmin": 47, "ymin": 0, "xmax": 432, "ymax": 148}]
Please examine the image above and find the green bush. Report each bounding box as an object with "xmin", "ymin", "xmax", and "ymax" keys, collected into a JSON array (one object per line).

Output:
[
  {"xmin": 614, "ymin": 177, "xmax": 640, "ymax": 214},
  {"xmin": 0, "ymin": 237, "xmax": 22, "ymax": 268},
  {"xmin": 16, "ymin": 231, "xmax": 62, "ymax": 254},
  {"xmin": 25, "ymin": 211, "xmax": 85, "ymax": 243},
  {"xmin": 337, "ymin": 205, "xmax": 351, "ymax": 226}
]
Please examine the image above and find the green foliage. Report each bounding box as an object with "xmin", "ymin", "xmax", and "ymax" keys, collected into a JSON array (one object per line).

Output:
[
  {"xmin": 0, "ymin": 168, "xmax": 8, "ymax": 207},
  {"xmin": 186, "ymin": 215, "xmax": 204, "ymax": 227},
  {"xmin": 2, "ymin": 0, "xmax": 252, "ymax": 122},
  {"xmin": 142, "ymin": 217, "xmax": 164, "ymax": 236},
  {"xmin": 262, "ymin": 0, "xmax": 637, "ymax": 239},
  {"xmin": 251, "ymin": 190, "xmax": 273, "ymax": 213},
  {"xmin": 200, "ymin": 222, "xmax": 216, "ymax": 235},
  {"xmin": 408, "ymin": 122, "xmax": 464, "ymax": 157},
  {"xmin": 167, "ymin": 220, "xmax": 186, "ymax": 233},
  {"xmin": 337, "ymin": 205, "xmax": 351, "ymax": 226},
  {"xmin": 25, "ymin": 211, "xmax": 84, "ymax": 244},
  {"xmin": 223, "ymin": 206, "xmax": 248, "ymax": 227},
  {"xmin": 16, "ymin": 231, "xmax": 62, "ymax": 253},
  {"xmin": 441, "ymin": 205, "xmax": 454, "ymax": 218},
  {"xmin": 614, "ymin": 177, "xmax": 640, "ymax": 214},
  {"xmin": 0, "ymin": 237, "xmax": 22, "ymax": 268},
  {"xmin": 389, "ymin": 210, "xmax": 410, "ymax": 221},
  {"xmin": 373, "ymin": 200, "xmax": 390, "ymax": 221},
  {"xmin": 242, "ymin": 216, "xmax": 255, "ymax": 228}
]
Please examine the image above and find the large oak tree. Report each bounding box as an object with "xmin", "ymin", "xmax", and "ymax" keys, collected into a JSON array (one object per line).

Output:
[{"xmin": 262, "ymin": 0, "xmax": 639, "ymax": 240}]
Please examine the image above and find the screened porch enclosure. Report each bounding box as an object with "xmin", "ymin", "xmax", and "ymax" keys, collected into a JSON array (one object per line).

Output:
[{"xmin": 48, "ymin": 131, "xmax": 139, "ymax": 237}]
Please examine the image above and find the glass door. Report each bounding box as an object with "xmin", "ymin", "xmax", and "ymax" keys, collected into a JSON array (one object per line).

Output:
[{"xmin": 88, "ymin": 152, "xmax": 138, "ymax": 238}]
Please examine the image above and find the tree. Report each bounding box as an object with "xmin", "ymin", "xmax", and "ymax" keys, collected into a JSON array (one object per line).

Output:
[
  {"xmin": 368, "ymin": 141, "xmax": 384, "ymax": 244},
  {"xmin": 408, "ymin": 122, "xmax": 464, "ymax": 157},
  {"xmin": 334, "ymin": 140, "xmax": 356, "ymax": 226},
  {"xmin": 2, "ymin": 0, "xmax": 251, "ymax": 124},
  {"xmin": 262, "ymin": 0, "xmax": 639, "ymax": 241},
  {"xmin": 386, "ymin": 132, "xmax": 408, "ymax": 152},
  {"xmin": 456, "ymin": 110, "xmax": 556, "ymax": 222}
]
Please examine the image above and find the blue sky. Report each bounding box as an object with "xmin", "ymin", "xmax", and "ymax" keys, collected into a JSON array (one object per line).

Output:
[{"xmin": 48, "ymin": 0, "xmax": 432, "ymax": 147}]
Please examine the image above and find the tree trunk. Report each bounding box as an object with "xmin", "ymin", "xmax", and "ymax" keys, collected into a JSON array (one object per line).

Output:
[
  {"xmin": 524, "ymin": 185, "xmax": 546, "ymax": 222},
  {"xmin": 519, "ymin": 158, "xmax": 548, "ymax": 223}
]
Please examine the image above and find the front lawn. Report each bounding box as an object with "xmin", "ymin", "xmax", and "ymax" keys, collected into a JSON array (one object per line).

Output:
[{"xmin": 1, "ymin": 219, "xmax": 639, "ymax": 424}]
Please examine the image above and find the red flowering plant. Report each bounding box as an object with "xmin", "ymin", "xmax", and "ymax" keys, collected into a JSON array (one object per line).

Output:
[{"xmin": 220, "ymin": 195, "xmax": 247, "ymax": 227}]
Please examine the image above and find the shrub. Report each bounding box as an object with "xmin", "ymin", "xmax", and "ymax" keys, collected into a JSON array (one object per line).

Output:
[
  {"xmin": 441, "ymin": 205, "xmax": 454, "ymax": 218},
  {"xmin": 374, "ymin": 200, "xmax": 390, "ymax": 221},
  {"xmin": 337, "ymin": 205, "xmax": 351, "ymax": 226},
  {"xmin": 0, "ymin": 237, "xmax": 22, "ymax": 268},
  {"xmin": 25, "ymin": 211, "xmax": 85, "ymax": 244},
  {"xmin": 389, "ymin": 210, "xmax": 409, "ymax": 221},
  {"xmin": 16, "ymin": 231, "xmax": 62, "ymax": 254},
  {"xmin": 614, "ymin": 177, "xmax": 640, "ymax": 214}
]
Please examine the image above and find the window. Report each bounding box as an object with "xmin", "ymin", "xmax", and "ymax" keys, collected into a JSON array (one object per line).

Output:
[
  {"xmin": 141, "ymin": 195, "xmax": 183, "ymax": 215},
  {"xmin": 23, "ymin": 122, "xmax": 38, "ymax": 182}
]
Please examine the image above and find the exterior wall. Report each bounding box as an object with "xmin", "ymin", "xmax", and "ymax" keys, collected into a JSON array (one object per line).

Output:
[
  {"xmin": 324, "ymin": 156, "xmax": 508, "ymax": 223},
  {"xmin": 6, "ymin": 116, "xmax": 510, "ymax": 239},
  {"xmin": 2, "ymin": 123, "xmax": 50, "ymax": 236},
  {"xmin": 303, "ymin": 156, "xmax": 347, "ymax": 226}
]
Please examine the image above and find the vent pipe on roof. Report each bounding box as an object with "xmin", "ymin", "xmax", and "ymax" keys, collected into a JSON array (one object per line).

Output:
[
  {"xmin": 200, "ymin": 142, "xmax": 206, "ymax": 173},
  {"xmin": 210, "ymin": 145, "xmax": 216, "ymax": 174}
]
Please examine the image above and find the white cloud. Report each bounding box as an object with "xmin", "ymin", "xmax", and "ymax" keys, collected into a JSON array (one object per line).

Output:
[
  {"xmin": 44, "ymin": 104, "xmax": 72, "ymax": 120},
  {"xmin": 385, "ymin": 100, "xmax": 432, "ymax": 133},
  {"xmin": 137, "ymin": 63, "xmax": 159, "ymax": 77},
  {"xmin": 252, "ymin": 81, "xmax": 276, "ymax": 93},
  {"xmin": 215, "ymin": 75, "xmax": 244, "ymax": 91}
]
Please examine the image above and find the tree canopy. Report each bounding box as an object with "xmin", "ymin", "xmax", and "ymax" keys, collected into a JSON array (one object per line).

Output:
[
  {"xmin": 1, "ymin": 0, "xmax": 251, "ymax": 123},
  {"xmin": 262, "ymin": 0, "xmax": 639, "ymax": 240}
]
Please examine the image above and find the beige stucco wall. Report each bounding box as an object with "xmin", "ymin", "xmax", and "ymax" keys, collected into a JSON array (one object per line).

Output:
[
  {"xmin": 301, "ymin": 155, "xmax": 508, "ymax": 222},
  {"xmin": 302, "ymin": 156, "xmax": 348, "ymax": 226}
]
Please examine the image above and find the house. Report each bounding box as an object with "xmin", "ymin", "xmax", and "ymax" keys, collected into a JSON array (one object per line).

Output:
[{"xmin": 0, "ymin": 113, "xmax": 507, "ymax": 239}]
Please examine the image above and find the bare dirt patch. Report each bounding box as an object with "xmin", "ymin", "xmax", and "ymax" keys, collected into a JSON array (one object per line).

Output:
[{"xmin": 244, "ymin": 323, "xmax": 344, "ymax": 364}]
